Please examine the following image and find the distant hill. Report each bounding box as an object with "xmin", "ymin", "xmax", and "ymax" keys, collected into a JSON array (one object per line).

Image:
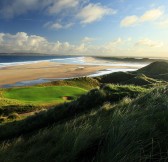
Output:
[
  {"xmin": 137, "ymin": 61, "xmax": 168, "ymax": 76},
  {"xmin": 136, "ymin": 61, "xmax": 168, "ymax": 81},
  {"xmin": 97, "ymin": 61, "xmax": 168, "ymax": 85},
  {"xmin": 95, "ymin": 56, "xmax": 168, "ymax": 63},
  {"xmin": 96, "ymin": 72, "xmax": 136, "ymax": 84}
]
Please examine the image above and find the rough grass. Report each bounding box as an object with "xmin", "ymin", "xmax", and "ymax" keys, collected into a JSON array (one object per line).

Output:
[
  {"xmin": 0, "ymin": 86, "xmax": 167, "ymax": 162},
  {"xmin": 97, "ymin": 71, "xmax": 136, "ymax": 84},
  {"xmin": 123, "ymin": 74, "xmax": 165, "ymax": 86},
  {"xmin": 136, "ymin": 61, "xmax": 168, "ymax": 82},
  {"xmin": 97, "ymin": 71, "xmax": 166, "ymax": 87},
  {"xmin": 0, "ymin": 97, "xmax": 24, "ymax": 107},
  {"xmin": 137, "ymin": 61, "xmax": 168, "ymax": 76},
  {"xmin": 40, "ymin": 77, "xmax": 100, "ymax": 90},
  {"xmin": 0, "ymin": 97, "xmax": 43, "ymax": 118}
]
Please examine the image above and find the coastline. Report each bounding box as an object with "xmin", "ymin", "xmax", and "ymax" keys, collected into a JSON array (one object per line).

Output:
[{"xmin": 0, "ymin": 60, "xmax": 142, "ymax": 88}]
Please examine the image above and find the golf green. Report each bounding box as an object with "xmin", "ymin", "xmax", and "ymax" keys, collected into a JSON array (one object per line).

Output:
[{"xmin": 3, "ymin": 86, "xmax": 87, "ymax": 104}]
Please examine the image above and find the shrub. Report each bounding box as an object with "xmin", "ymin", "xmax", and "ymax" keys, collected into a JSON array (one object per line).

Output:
[
  {"xmin": 0, "ymin": 116, "xmax": 6, "ymax": 123},
  {"xmin": 7, "ymin": 113, "xmax": 20, "ymax": 120}
]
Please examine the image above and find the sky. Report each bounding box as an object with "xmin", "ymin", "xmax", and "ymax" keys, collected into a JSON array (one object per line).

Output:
[{"xmin": 0, "ymin": 0, "xmax": 168, "ymax": 57}]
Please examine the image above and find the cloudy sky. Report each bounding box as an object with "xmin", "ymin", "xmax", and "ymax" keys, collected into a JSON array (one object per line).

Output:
[{"xmin": 0, "ymin": 0, "xmax": 168, "ymax": 57}]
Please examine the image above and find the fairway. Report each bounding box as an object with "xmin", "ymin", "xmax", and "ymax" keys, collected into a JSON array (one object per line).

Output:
[{"xmin": 3, "ymin": 86, "xmax": 87, "ymax": 104}]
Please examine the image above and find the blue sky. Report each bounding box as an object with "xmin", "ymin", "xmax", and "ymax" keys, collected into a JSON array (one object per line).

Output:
[{"xmin": 0, "ymin": 0, "xmax": 168, "ymax": 57}]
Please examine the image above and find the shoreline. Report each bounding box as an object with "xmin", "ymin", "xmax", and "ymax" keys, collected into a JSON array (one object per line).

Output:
[
  {"xmin": 3, "ymin": 68, "xmax": 137, "ymax": 88},
  {"xmin": 0, "ymin": 60, "xmax": 142, "ymax": 88}
]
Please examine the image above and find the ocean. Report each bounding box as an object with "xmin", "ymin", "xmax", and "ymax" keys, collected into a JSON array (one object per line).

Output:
[
  {"xmin": 0, "ymin": 55, "xmax": 151, "ymax": 68},
  {"xmin": 0, "ymin": 55, "xmax": 84, "ymax": 68}
]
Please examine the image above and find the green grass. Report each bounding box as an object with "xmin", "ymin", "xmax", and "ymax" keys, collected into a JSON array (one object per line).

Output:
[
  {"xmin": 0, "ymin": 85, "xmax": 167, "ymax": 162},
  {"xmin": 97, "ymin": 71, "xmax": 136, "ymax": 84},
  {"xmin": 137, "ymin": 61, "xmax": 168, "ymax": 76},
  {"xmin": 40, "ymin": 77, "xmax": 100, "ymax": 90},
  {"xmin": 0, "ymin": 77, "xmax": 95, "ymax": 118},
  {"xmin": 0, "ymin": 77, "xmax": 97, "ymax": 120},
  {"xmin": 0, "ymin": 84, "xmax": 147, "ymax": 142},
  {"xmin": 3, "ymin": 86, "xmax": 87, "ymax": 104}
]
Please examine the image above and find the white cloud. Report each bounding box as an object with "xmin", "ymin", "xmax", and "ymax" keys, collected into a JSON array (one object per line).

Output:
[
  {"xmin": 45, "ymin": 2, "xmax": 116, "ymax": 29},
  {"xmin": 48, "ymin": 0, "xmax": 79, "ymax": 14},
  {"xmin": 127, "ymin": 37, "xmax": 132, "ymax": 41},
  {"xmin": 140, "ymin": 8, "xmax": 163, "ymax": 22},
  {"xmin": 50, "ymin": 22, "xmax": 74, "ymax": 30},
  {"xmin": 75, "ymin": 43, "xmax": 87, "ymax": 53},
  {"xmin": 0, "ymin": 32, "xmax": 47, "ymax": 53},
  {"xmin": 120, "ymin": 8, "xmax": 164, "ymax": 27},
  {"xmin": 82, "ymin": 37, "xmax": 95, "ymax": 43},
  {"xmin": 158, "ymin": 18, "xmax": 168, "ymax": 28},
  {"xmin": 135, "ymin": 38, "xmax": 163, "ymax": 48},
  {"xmin": 0, "ymin": 33, "xmax": 5, "ymax": 43},
  {"xmin": 0, "ymin": 0, "xmax": 46, "ymax": 18},
  {"xmin": 51, "ymin": 23, "xmax": 63, "ymax": 30},
  {"xmin": 0, "ymin": 32, "xmax": 126, "ymax": 55},
  {"xmin": 120, "ymin": 16, "xmax": 139, "ymax": 27},
  {"xmin": 104, "ymin": 38, "xmax": 123, "ymax": 49},
  {"xmin": 0, "ymin": 0, "xmax": 80, "ymax": 18},
  {"xmin": 1, "ymin": 32, "xmax": 166, "ymax": 57},
  {"xmin": 0, "ymin": 32, "xmax": 87, "ymax": 54},
  {"xmin": 76, "ymin": 3, "xmax": 116, "ymax": 24},
  {"xmin": 0, "ymin": 0, "xmax": 117, "ymax": 29}
]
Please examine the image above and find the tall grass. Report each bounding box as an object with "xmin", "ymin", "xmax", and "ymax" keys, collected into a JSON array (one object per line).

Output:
[{"xmin": 0, "ymin": 85, "xmax": 167, "ymax": 161}]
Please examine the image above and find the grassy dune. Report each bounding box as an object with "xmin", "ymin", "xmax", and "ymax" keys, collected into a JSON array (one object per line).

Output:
[
  {"xmin": 39, "ymin": 77, "xmax": 100, "ymax": 90},
  {"xmin": 97, "ymin": 61, "xmax": 168, "ymax": 86},
  {"xmin": 0, "ymin": 85, "xmax": 167, "ymax": 162},
  {"xmin": 0, "ymin": 77, "xmax": 99, "ymax": 120}
]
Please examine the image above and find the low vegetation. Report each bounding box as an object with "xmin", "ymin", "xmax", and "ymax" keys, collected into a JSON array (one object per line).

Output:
[
  {"xmin": 137, "ymin": 61, "xmax": 168, "ymax": 76},
  {"xmin": 0, "ymin": 61, "xmax": 168, "ymax": 161},
  {"xmin": 40, "ymin": 77, "xmax": 100, "ymax": 90}
]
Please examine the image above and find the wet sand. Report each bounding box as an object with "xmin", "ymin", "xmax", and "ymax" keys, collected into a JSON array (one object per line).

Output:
[{"xmin": 0, "ymin": 61, "xmax": 137, "ymax": 87}]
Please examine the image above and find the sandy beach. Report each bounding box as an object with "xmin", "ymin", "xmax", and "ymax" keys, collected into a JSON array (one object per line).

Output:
[{"xmin": 0, "ymin": 61, "xmax": 139, "ymax": 87}]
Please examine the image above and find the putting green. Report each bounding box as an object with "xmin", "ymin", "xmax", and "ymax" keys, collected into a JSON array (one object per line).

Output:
[{"xmin": 3, "ymin": 86, "xmax": 87, "ymax": 104}]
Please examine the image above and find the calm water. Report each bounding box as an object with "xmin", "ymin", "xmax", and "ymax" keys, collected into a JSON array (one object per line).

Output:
[{"xmin": 0, "ymin": 55, "xmax": 83, "ymax": 68}]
